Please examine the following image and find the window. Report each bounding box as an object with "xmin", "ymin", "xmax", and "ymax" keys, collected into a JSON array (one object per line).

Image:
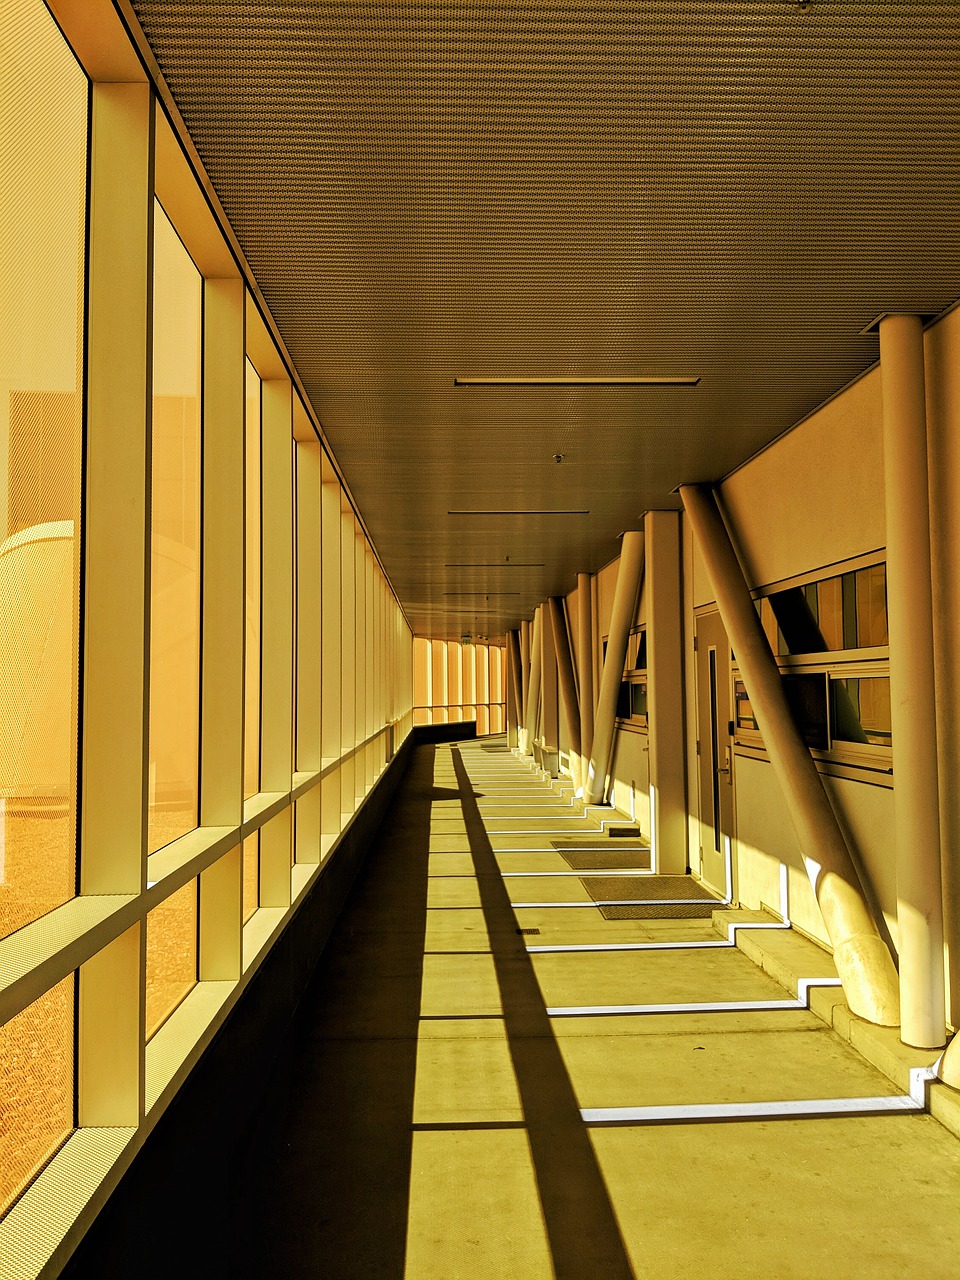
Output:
[
  {"xmin": 616, "ymin": 626, "xmax": 647, "ymax": 728},
  {"xmin": 148, "ymin": 203, "xmax": 202, "ymax": 854},
  {"xmin": 741, "ymin": 558, "xmax": 891, "ymax": 770},
  {"xmin": 757, "ymin": 563, "xmax": 888, "ymax": 658},
  {"xmin": 145, "ymin": 879, "xmax": 198, "ymax": 1038},
  {"xmin": 0, "ymin": 0, "xmax": 87, "ymax": 943},
  {"xmin": 244, "ymin": 360, "xmax": 262, "ymax": 800}
]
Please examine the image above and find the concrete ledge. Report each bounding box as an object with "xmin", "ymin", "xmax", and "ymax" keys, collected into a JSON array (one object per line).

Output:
[{"xmin": 714, "ymin": 907, "xmax": 960, "ymax": 1142}]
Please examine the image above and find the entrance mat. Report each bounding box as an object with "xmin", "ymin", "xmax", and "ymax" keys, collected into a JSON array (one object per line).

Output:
[
  {"xmin": 581, "ymin": 875, "xmax": 722, "ymax": 920},
  {"xmin": 553, "ymin": 842, "xmax": 652, "ymax": 872}
]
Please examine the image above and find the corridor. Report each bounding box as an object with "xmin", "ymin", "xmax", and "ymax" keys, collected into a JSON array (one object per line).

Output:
[{"xmin": 226, "ymin": 739, "xmax": 960, "ymax": 1280}]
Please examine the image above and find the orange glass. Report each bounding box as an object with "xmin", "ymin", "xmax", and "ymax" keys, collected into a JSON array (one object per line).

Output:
[
  {"xmin": 0, "ymin": 0, "xmax": 86, "ymax": 940},
  {"xmin": 147, "ymin": 204, "xmax": 202, "ymax": 854},
  {"xmin": 145, "ymin": 879, "xmax": 198, "ymax": 1039},
  {"xmin": 0, "ymin": 976, "xmax": 74, "ymax": 1215}
]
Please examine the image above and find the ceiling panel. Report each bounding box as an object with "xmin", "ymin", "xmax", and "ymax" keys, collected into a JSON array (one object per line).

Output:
[{"xmin": 130, "ymin": 0, "xmax": 960, "ymax": 636}]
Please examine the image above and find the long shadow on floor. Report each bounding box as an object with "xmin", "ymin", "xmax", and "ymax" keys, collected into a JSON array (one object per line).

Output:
[
  {"xmin": 226, "ymin": 746, "xmax": 438, "ymax": 1278},
  {"xmin": 450, "ymin": 746, "xmax": 636, "ymax": 1280}
]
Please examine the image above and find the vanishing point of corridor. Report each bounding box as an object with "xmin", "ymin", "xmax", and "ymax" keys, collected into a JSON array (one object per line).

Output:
[{"xmin": 228, "ymin": 739, "xmax": 960, "ymax": 1279}]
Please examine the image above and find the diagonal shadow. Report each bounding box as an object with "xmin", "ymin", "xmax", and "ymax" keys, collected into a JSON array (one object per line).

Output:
[
  {"xmin": 225, "ymin": 745, "xmax": 437, "ymax": 1278},
  {"xmin": 450, "ymin": 746, "xmax": 636, "ymax": 1280}
]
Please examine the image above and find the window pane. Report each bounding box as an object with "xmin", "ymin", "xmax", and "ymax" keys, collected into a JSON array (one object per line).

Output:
[
  {"xmin": 783, "ymin": 673, "xmax": 829, "ymax": 750},
  {"xmin": 145, "ymin": 879, "xmax": 198, "ymax": 1039},
  {"xmin": 0, "ymin": 0, "xmax": 86, "ymax": 939},
  {"xmin": 0, "ymin": 975, "xmax": 74, "ymax": 1216},
  {"xmin": 631, "ymin": 682, "xmax": 647, "ymax": 719},
  {"xmin": 816, "ymin": 576, "xmax": 844, "ymax": 651},
  {"xmin": 832, "ymin": 677, "xmax": 891, "ymax": 747},
  {"xmin": 148, "ymin": 205, "xmax": 201, "ymax": 854},
  {"xmin": 758, "ymin": 598, "xmax": 780, "ymax": 655},
  {"xmin": 734, "ymin": 680, "xmax": 757, "ymax": 732},
  {"xmin": 244, "ymin": 361, "xmax": 261, "ymax": 800},
  {"xmin": 856, "ymin": 564, "xmax": 888, "ymax": 647},
  {"xmin": 243, "ymin": 831, "xmax": 259, "ymax": 923},
  {"xmin": 616, "ymin": 681, "xmax": 630, "ymax": 718}
]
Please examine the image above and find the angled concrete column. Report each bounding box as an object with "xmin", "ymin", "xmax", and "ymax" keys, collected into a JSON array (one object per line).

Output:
[
  {"xmin": 521, "ymin": 608, "xmax": 542, "ymax": 756},
  {"xmin": 880, "ymin": 312, "xmax": 947, "ymax": 1049},
  {"xmin": 645, "ymin": 511, "xmax": 687, "ymax": 874},
  {"xmin": 680, "ymin": 484, "xmax": 900, "ymax": 1027},
  {"xmin": 577, "ymin": 572, "xmax": 595, "ymax": 775},
  {"xmin": 549, "ymin": 596, "xmax": 582, "ymax": 788},
  {"xmin": 520, "ymin": 618, "xmax": 531, "ymax": 730},
  {"xmin": 584, "ymin": 532, "xmax": 645, "ymax": 805},
  {"xmin": 540, "ymin": 603, "xmax": 560, "ymax": 774},
  {"xmin": 507, "ymin": 629, "xmax": 523, "ymax": 748}
]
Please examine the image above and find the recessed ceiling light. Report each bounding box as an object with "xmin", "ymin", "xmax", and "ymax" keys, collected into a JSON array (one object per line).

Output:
[
  {"xmin": 443, "ymin": 591, "xmax": 520, "ymax": 597},
  {"xmin": 444, "ymin": 562, "xmax": 546, "ymax": 567},
  {"xmin": 448, "ymin": 509, "xmax": 589, "ymax": 516},
  {"xmin": 454, "ymin": 375, "xmax": 700, "ymax": 386}
]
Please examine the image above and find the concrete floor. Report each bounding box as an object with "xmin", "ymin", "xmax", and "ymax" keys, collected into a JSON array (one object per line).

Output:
[{"xmin": 228, "ymin": 739, "xmax": 960, "ymax": 1279}]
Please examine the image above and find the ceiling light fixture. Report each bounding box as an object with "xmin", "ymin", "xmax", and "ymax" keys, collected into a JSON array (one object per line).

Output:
[
  {"xmin": 443, "ymin": 591, "xmax": 520, "ymax": 597},
  {"xmin": 448, "ymin": 509, "xmax": 589, "ymax": 516},
  {"xmin": 454, "ymin": 375, "xmax": 700, "ymax": 386},
  {"xmin": 444, "ymin": 562, "xmax": 545, "ymax": 567}
]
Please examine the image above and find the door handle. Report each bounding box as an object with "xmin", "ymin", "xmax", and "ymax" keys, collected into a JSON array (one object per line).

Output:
[{"xmin": 717, "ymin": 747, "xmax": 732, "ymax": 779}]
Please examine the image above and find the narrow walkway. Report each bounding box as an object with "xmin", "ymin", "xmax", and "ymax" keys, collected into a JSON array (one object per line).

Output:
[{"xmin": 229, "ymin": 738, "xmax": 960, "ymax": 1279}]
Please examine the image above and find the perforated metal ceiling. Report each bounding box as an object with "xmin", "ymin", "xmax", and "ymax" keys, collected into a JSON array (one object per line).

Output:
[{"xmin": 129, "ymin": 0, "xmax": 959, "ymax": 638}]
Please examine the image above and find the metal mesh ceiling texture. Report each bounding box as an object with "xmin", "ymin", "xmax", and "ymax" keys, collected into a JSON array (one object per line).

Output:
[{"xmin": 130, "ymin": 0, "xmax": 960, "ymax": 638}]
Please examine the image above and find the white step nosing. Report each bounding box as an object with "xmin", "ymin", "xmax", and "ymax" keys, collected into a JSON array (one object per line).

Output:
[{"xmin": 581, "ymin": 1095, "xmax": 922, "ymax": 1125}]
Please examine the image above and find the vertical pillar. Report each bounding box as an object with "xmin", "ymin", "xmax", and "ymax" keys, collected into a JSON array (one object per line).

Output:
[
  {"xmin": 880, "ymin": 312, "xmax": 946, "ymax": 1049},
  {"xmin": 577, "ymin": 572, "xmax": 595, "ymax": 777},
  {"xmin": 645, "ymin": 511, "xmax": 687, "ymax": 874},
  {"xmin": 680, "ymin": 483, "xmax": 900, "ymax": 1027},
  {"xmin": 584, "ymin": 532, "xmax": 644, "ymax": 805},
  {"xmin": 548, "ymin": 597, "xmax": 582, "ymax": 788},
  {"xmin": 522, "ymin": 608, "xmax": 542, "ymax": 756}
]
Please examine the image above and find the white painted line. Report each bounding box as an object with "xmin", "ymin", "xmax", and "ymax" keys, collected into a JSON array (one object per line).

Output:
[
  {"xmin": 581, "ymin": 1095, "xmax": 922, "ymax": 1125},
  {"xmin": 546, "ymin": 977, "xmax": 845, "ymax": 1016},
  {"xmin": 488, "ymin": 830, "xmax": 607, "ymax": 836},
  {"xmin": 528, "ymin": 940, "xmax": 733, "ymax": 953},
  {"xmin": 547, "ymin": 998, "xmax": 804, "ymax": 1016},
  {"xmin": 526, "ymin": 921, "xmax": 794, "ymax": 954},
  {"xmin": 512, "ymin": 898, "xmax": 721, "ymax": 909},
  {"xmin": 797, "ymin": 976, "xmax": 842, "ymax": 1002},
  {"xmin": 490, "ymin": 845, "xmax": 649, "ymax": 853},
  {"xmin": 726, "ymin": 920, "xmax": 793, "ymax": 941},
  {"xmin": 501, "ymin": 869, "xmax": 656, "ymax": 878},
  {"xmin": 910, "ymin": 1062, "xmax": 941, "ymax": 1105}
]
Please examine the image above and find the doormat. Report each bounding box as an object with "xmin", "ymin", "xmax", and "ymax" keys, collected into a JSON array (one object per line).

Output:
[
  {"xmin": 581, "ymin": 875, "xmax": 722, "ymax": 920},
  {"xmin": 553, "ymin": 841, "xmax": 652, "ymax": 872}
]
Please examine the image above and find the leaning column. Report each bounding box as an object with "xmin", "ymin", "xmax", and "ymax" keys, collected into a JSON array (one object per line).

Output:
[
  {"xmin": 680, "ymin": 484, "xmax": 900, "ymax": 1027},
  {"xmin": 584, "ymin": 532, "xmax": 645, "ymax": 805},
  {"xmin": 522, "ymin": 607, "xmax": 542, "ymax": 757}
]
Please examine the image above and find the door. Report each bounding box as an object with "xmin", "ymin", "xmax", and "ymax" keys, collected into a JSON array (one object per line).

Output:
[{"xmin": 695, "ymin": 610, "xmax": 736, "ymax": 894}]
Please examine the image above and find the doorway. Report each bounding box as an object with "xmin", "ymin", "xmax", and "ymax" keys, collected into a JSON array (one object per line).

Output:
[{"xmin": 695, "ymin": 610, "xmax": 735, "ymax": 895}]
